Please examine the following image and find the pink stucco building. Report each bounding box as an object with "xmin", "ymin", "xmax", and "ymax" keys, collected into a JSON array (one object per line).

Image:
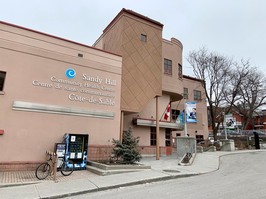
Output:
[{"xmin": 0, "ymin": 9, "xmax": 208, "ymax": 171}]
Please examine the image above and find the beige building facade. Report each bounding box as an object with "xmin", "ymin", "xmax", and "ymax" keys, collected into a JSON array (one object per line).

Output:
[
  {"xmin": 94, "ymin": 9, "xmax": 208, "ymax": 155},
  {"xmin": 0, "ymin": 21, "xmax": 122, "ymax": 170},
  {"xmin": 0, "ymin": 9, "xmax": 208, "ymax": 170}
]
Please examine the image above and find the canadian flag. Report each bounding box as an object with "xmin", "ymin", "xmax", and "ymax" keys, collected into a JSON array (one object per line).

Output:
[{"xmin": 164, "ymin": 104, "xmax": 171, "ymax": 120}]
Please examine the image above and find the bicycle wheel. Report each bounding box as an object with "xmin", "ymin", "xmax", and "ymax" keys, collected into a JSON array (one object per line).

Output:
[
  {"xmin": 60, "ymin": 160, "xmax": 74, "ymax": 176},
  {"xmin": 35, "ymin": 163, "xmax": 51, "ymax": 180}
]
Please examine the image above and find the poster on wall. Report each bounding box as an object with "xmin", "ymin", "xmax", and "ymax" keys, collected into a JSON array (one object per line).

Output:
[
  {"xmin": 55, "ymin": 143, "xmax": 66, "ymax": 158},
  {"xmin": 186, "ymin": 101, "xmax": 197, "ymax": 123}
]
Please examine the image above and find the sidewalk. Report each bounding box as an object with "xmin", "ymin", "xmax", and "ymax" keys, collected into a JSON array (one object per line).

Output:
[{"xmin": 0, "ymin": 150, "xmax": 263, "ymax": 199}]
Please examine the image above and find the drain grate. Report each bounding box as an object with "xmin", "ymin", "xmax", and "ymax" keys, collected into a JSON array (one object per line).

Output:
[{"xmin": 163, "ymin": 169, "xmax": 180, "ymax": 173}]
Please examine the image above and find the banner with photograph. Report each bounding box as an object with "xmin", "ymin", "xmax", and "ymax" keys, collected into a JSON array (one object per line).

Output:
[
  {"xmin": 186, "ymin": 101, "xmax": 197, "ymax": 123},
  {"xmin": 224, "ymin": 114, "xmax": 236, "ymax": 129}
]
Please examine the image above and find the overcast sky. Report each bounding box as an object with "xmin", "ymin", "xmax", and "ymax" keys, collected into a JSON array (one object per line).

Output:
[{"xmin": 1, "ymin": 0, "xmax": 265, "ymax": 76}]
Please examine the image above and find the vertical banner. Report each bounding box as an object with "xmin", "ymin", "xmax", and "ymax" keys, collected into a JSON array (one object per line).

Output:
[
  {"xmin": 186, "ymin": 101, "xmax": 197, "ymax": 123},
  {"xmin": 176, "ymin": 111, "xmax": 184, "ymax": 125},
  {"xmin": 224, "ymin": 114, "xmax": 236, "ymax": 129}
]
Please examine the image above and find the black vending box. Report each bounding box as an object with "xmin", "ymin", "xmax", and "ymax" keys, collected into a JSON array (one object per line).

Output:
[{"xmin": 64, "ymin": 133, "xmax": 89, "ymax": 170}]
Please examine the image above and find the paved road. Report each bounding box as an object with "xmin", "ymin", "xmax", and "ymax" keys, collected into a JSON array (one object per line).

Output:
[{"xmin": 65, "ymin": 151, "xmax": 266, "ymax": 199}]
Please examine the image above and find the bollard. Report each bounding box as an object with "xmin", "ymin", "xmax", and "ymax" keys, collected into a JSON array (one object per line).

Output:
[
  {"xmin": 46, "ymin": 151, "xmax": 58, "ymax": 182},
  {"xmin": 52, "ymin": 152, "xmax": 57, "ymax": 182},
  {"xmin": 253, "ymin": 132, "xmax": 260, "ymax": 149}
]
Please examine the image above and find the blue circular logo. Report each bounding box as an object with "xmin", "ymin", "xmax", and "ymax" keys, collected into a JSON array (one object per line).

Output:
[{"xmin": 65, "ymin": 68, "xmax": 76, "ymax": 79}]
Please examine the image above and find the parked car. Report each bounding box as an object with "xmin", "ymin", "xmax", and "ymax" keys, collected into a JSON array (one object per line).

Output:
[
  {"xmin": 227, "ymin": 131, "xmax": 241, "ymax": 136},
  {"xmin": 253, "ymin": 131, "xmax": 266, "ymax": 136},
  {"xmin": 241, "ymin": 130, "xmax": 266, "ymax": 136}
]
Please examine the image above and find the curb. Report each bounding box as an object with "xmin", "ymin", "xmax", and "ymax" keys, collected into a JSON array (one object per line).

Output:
[
  {"xmin": 0, "ymin": 181, "xmax": 40, "ymax": 189},
  {"xmin": 41, "ymin": 173, "xmax": 199, "ymax": 199},
  {"xmin": 3, "ymin": 150, "xmax": 265, "ymax": 199}
]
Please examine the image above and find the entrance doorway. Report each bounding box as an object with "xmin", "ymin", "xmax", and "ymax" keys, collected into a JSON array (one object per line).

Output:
[{"xmin": 165, "ymin": 128, "xmax": 172, "ymax": 155}]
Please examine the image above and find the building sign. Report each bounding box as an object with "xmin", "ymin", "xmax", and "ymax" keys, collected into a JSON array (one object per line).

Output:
[
  {"xmin": 32, "ymin": 68, "xmax": 117, "ymax": 106},
  {"xmin": 65, "ymin": 68, "xmax": 76, "ymax": 79}
]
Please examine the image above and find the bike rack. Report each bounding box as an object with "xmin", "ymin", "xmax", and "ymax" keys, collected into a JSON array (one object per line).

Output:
[{"xmin": 46, "ymin": 151, "xmax": 58, "ymax": 182}]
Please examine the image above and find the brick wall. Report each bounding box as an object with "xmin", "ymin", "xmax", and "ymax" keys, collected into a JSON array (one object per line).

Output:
[
  {"xmin": 0, "ymin": 146, "xmax": 173, "ymax": 171},
  {"xmin": 0, "ymin": 161, "xmax": 42, "ymax": 171}
]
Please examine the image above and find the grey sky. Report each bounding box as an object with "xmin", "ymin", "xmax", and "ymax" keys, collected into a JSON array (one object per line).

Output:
[{"xmin": 1, "ymin": 0, "xmax": 265, "ymax": 76}]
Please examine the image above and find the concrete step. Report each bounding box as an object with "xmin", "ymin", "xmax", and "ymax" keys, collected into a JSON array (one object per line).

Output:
[
  {"xmin": 87, "ymin": 161, "xmax": 151, "ymax": 176},
  {"xmin": 86, "ymin": 165, "xmax": 148, "ymax": 176}
]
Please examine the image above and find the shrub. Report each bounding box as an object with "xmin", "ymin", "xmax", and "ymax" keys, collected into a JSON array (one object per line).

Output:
[{"xmin": 112, "ymin": 127, "xmax": 142, "ymax": 164}]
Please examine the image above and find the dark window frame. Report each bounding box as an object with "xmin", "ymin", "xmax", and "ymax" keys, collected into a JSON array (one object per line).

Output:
[
  {"xmin": 165, "ymin": 129, "xmax": 171, "ymax": 147},
  {"xmin": 0, "ymin": 71, "xmax": 6, "ymax": 92},
  {"xmin": 194, "ymin": 90, "xmax": 202, "ymax": 100},
  {"xmin": 178, "ymin": 63, "xmax": 182, "ymax": 78},
  {"xmin": 183, "ymin": 87, "xmax": 188, "ymax": 99},
  {"xmin": 164, "ymin": 58, "xmax": 172, "ymax": 75},
  {"xmin": 171, "ymin": 109, "xmax": 180, "ymax": 121},
  {"xmin": 150, "ymin": 127, "xmax": 156, "ymax": 146},
  {"xmin": 140, "ymin": 34, "xmax": 147, "ymax": 42},
  {"xmin": 196, "ymin": 135, "xmax": 204, "ymax": 143}
]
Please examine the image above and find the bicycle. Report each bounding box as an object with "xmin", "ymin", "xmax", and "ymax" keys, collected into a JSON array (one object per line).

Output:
[{"xmin": 35, "ymin": 151, "xmax": 74, "ymax": 180}]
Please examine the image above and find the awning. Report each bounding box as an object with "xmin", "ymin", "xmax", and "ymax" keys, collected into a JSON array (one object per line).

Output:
[{"xmin": 133, "ymin": 118, "xmax": 184, "ymax": 130}]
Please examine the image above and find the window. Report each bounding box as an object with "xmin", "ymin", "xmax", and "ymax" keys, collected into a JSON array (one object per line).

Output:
[
  {"xmin": 164, "ymin": 58, "xmax": 172, "ymax": 75},
  {"xmin": 171, "ymin": 109, "xmax": 180, "ymax": 121},
  {"xmin": 196, "ymin": 135, "xmax": 204, "ymax": 143},
  {"xmin": 140, "ymin": 34, "xmax": 147, "ymax": 42},
  {"xmin": 165, "ymin": 129, "xmax": 171, "ymax": 146},
  {"xmin": 178, "ymin": 64, "xmax": 182, "ymax": 78},
  {"xmin": 0, "ymin": 71, "xmax": 6, "ymax": 92},
  {"xmin": 183, "ymin": 87, "xmax": 188, "ymax": 99},
  {"xmin": 194, "ymin": 90, "xmax": 201, "ymax": 100},
  {"xmin": 150, "ymin": 127, "xmax": 156, "ymax": 146}
]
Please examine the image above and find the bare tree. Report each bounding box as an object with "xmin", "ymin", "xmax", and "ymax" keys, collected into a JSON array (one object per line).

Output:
[
  {"xmin": 233, "ymin": 67, "xmax": 266, "ymax": 129},
  {"xmin": 187, "ymin": 47, "xmax": 266, "ymax": 139},
  {"xmin": 187, "ymin": 47, "xmax": 234, "ymax": 141},
  {"xmin": 223, "ymin": 60, "xmax": 251, "ymax": 112}
]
